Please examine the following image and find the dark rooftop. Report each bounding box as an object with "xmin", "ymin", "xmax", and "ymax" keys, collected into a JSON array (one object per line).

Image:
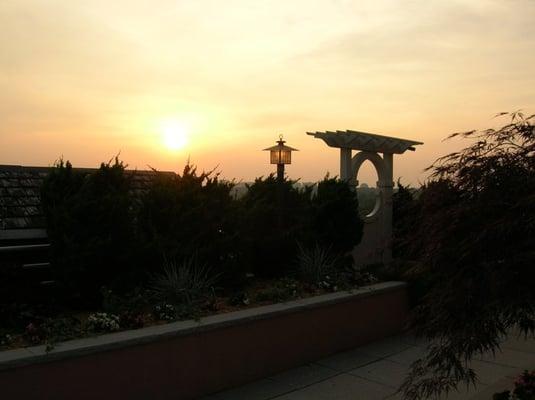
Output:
[{"xmin": 0, "ymin": 165, "xmax": 175, "ymax": 235}]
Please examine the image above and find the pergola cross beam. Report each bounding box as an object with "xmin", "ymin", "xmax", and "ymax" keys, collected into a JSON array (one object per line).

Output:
[{"xmin": 306, "ymin": 130, "xmax": 422, "ymax": 154}]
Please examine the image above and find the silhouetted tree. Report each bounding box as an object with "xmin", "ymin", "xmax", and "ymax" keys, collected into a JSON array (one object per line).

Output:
[
  {"xmin": 138, "ymin": 164, "xmax": 240, "ymax": 282},
  {"xmin": 400, "ymin": 112, "xmax": 535, "ymax": 399},
  {"xmin": 239, "ymin": 175, "xmax": 311, "ymax": 277},
  {"xmin": 42, "ymin": 158, "xmax": 138, "ymax": 306},
  {"xmin": 308, "ymin": 176, "xmax": 363, "ymax": 257},
  {"xmin": 392, "ymin": 179, "xmax": 419, "ymax": 259},
  {"xmin": 239, "ymin": 175, "xmax": 364, "ymax": 277}
]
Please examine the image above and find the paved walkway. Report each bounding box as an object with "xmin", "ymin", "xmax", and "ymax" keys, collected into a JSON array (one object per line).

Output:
[{"xmin": 203, "ymin": 333, "xmax": 535, "ymax": 400}]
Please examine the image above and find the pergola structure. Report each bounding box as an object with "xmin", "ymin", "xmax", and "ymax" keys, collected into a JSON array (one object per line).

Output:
[{"xmin": 307, "ymin": 130, "xmax": 423, "ymax": 266}]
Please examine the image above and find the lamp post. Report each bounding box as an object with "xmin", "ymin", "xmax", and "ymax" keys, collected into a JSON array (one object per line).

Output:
[
  {"xmin": 263, "ymin": 135, "xmax": 298, "ymax": 230},
  {"xmin": 263, "ymin": 135, "xmax": 298, "ymax": 182}
]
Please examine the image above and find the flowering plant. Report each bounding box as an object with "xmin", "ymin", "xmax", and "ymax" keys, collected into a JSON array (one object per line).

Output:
[
  {"xmin": 119, "ymin": 311, "xmax": 145, "ymax": 329},
  {"xmin": 153, "ymin": 304, "xmax": 176, "ymax": 321},
  {"xmin": 493, "ymin": 370, "xmax": 535, "ymax": 400},
  {"xmin": 25, "ymin": 322, "xmax": 44, "ymax": 344},
  {"xmin": 513, "ymin": 370, "xmax": 535, "ymax": 400},
  {"xmin": 86, "ymin": 313, "xmax": 120, "ymax": 333},
  {"xmin": 0, "ymin": 333, "xmax": 14, "ymax": 347}
]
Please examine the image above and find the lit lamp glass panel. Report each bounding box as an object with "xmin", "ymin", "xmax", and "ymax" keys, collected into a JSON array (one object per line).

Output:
[
  {"xmin": 270, "ymin": 149, "xmax": 292, "ymax": 164},
  {"xmin": 263, "ymin": 137, "xmax": 298, "ymax": 166}
]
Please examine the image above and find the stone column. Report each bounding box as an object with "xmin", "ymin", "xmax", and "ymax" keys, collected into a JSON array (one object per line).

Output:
[
  {"xmin": 380, "ymin": 153, "xmax": 394, "ymax": 266},
  {"xmin": 340, "ymin": 148, "xmax": 353, "ymax": 184}
]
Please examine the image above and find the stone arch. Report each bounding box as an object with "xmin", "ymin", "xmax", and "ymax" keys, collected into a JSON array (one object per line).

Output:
[
  {"xmin": 351, "ymin": 151, "xmax": 387, "ymax": 185},
  {"xmin": 307, "ymin": 129, "xmax": 422, "ymax": 267}
]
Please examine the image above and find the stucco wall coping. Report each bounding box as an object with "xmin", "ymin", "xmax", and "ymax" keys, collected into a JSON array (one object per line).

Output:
[{"xmin": 0, "ymin": 281, "xmax": 407, "ymax": 371}]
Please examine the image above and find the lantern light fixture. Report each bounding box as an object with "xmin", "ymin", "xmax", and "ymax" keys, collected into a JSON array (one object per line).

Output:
[{"xmin": 263, "ymin": 135, "xmax": 298, "ymax": 181}]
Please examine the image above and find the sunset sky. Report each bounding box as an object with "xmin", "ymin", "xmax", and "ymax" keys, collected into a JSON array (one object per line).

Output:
[{"xmin": 1, "ymin": 0, "xmax": 534, "ymax": 185}]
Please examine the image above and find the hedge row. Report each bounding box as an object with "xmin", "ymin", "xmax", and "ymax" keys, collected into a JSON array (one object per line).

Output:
[{"xmin": 40, "ymin": 159, "xmax": 364, "ymax": 306}]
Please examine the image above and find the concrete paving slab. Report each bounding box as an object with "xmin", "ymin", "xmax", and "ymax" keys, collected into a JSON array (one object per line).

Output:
[
  {"xmin": 445, "ymin": 384, "xmax": 490, "ymax": 400},
  {"xmin": 349, "ymin": 359, "xmax": 409, "ymax": 389},
  {"xmin": 501, "ymin": 335, "xmax": 535, "ymax": 354},
  {"xmin": 398, "ymin": 333, "xmax": 430, "ymax": 348},
  {"xmin": 272, "ymin": 373, "xmax": 395, "ymax": 400},
  {"xmin": 315, "ymin": 348, "xmax": 379, "ymax": 372},
  {"xmin": 385, "ymin": 384, "xmax": 482, "ymax": 400},
  {"xmin": 477, "ymin": 347, "xmax": 535, "ymax": 369},
  {"xmin": 384, "ymin": 345, "xmax": 427, "ymax": 366},
  {"xmin": 469, "ymin": 360, "xmax": 520, "ymax": 385},
  {"xmin": 201, "ymin": 333, "xmax": 534, "ymax": 400},
  {"xmin": 203, "ymin": 378, "xmax": 291, "ymax": 400},
  {"xmin": 269, "ymin": 363, "xmax": 339, "ymax": 390},
  {"xmin": 357, "ymin": 336, "xmax": 413, "ymax": 358},
  {"xmin": 467, "ymin": 376, "xmax": 515, "ymax": 400}
]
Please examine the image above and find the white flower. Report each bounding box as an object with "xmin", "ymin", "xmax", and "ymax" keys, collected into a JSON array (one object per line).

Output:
[{"xmin": 87, "ymin": 312, "xmax": 120, "ymax": 332}]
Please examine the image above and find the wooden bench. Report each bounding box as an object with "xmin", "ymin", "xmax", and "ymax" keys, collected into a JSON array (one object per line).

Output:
[{"xmin": 0, "ymin": 229, "xmax": 54, "ymax": 295}]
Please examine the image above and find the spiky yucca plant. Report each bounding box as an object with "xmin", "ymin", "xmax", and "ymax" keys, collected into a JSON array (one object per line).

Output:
[
  {"xmin": 151, "ymin": 257, "xmax": 218, "ymax": 306},
  {"xmin": 296, "ymin": 244, "xmax": 336, "ymax": 285}
]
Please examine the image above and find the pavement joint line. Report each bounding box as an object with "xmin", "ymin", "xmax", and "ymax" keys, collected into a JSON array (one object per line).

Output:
[
  {"xmin": 365, "ymin": 344, "xmax": 421, "ymax": 364},
  {"xmin": 265, "ymin": 369, "xmax": 350, "ymax": 400},
  {"xmin": 344, "ymin": 357, "xmax": 412, "ymax": 390},
  {"xmin": 501, "ymin": 345, "xmax": 535, "ymax": 354},
  {"xmin": 314, "ymin": 354, "xmax": 383, "ymax": 373},
  {"xmin": 476, "ymin": 357, "xmax": 527, "ymax": 369},
  {"xmin": 205, "ymin": 338, "xmax": 534, "ymax": 400},
  {"xmin": 264, "ymin": 347, "xmax": 421, "ymax": 399},
  {"xmin": 206, "ymin": 361, "xmax": 354, "ymax": 400},
  {"xmin": 312, "ymin": 342, "xmax": 418, "ymax": 373},
  {"xmin": 475, "ymin": 346, "xmax": 535, "ymax": 370},
  {"xmin": 262, "ymin": 351, "xmax": 409, "ymax": 400},
  {"xmin": 399, "ymin": 332, "xmax": 432, "ymax": 348},
  {"xmin": 310, "ymin": 360, "xmax": 353, "ymax": 373},
  {"xmin": 501, "ymin": 345, "xmax": 535, "ymax": 355},
  {"xmin": 345, "ymin": 370, "xmax": 399, "ymax": 390},
  {"xmin": 338, "ymin": 345, "xmax": 444, "ymax": 393}
]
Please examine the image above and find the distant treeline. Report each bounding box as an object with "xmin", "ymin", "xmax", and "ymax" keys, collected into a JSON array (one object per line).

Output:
[{"xmin": 231, "ymin": 181, "xmax": 414, "ymax": 217}]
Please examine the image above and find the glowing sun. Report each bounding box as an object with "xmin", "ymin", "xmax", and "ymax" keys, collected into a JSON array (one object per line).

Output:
[{"xmin": 161, "ymin": 120, "xmax": 189, "ymax": 150}]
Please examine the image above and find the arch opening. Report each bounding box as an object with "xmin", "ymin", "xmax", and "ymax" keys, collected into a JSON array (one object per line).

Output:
[
  {"xmin": 355, "ymin": 160, "xmax": 380, "ymax": 218},
  {"xmin": 352, "ymin": 151, "xmax": 386, "ymax": 222}
]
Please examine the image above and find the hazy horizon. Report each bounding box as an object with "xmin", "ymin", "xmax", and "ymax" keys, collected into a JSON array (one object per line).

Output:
[{"xmin": 1, "ymin": 0, "xmax": 534, "ymax": 186}]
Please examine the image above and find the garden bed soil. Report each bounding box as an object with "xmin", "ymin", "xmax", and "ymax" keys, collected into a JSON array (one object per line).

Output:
[{"xmin": 0, "ymin": 275, "xmax": 372, "ymax": 351}]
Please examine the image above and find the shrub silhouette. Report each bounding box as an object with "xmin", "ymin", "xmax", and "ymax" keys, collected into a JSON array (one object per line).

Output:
[
  {"xmin": 239, "ymin": 175, "xmax": 312, "ymax": 277},
  {"xmin": 309, "ymin": 177, "xmax": 363, "ymax": 257},
  {"xmin": 240, "ymin": 175, "xmax": 363, "ymax": 277},
  {"xmin": 42, "ymin": 158, "xmax": 139, "ymax": 306},
  {"xmin": 138, "ymin": 164, "xmax": 241, "ymax": 283},
  {"xmin": 41, "ymin": 162, "xmax": 364, "ymax": 302}
]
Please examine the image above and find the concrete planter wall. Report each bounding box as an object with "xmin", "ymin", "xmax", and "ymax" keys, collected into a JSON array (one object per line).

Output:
[{"xmin": 0, "ymin": 281, "xmax": 408, "ymax": 400}]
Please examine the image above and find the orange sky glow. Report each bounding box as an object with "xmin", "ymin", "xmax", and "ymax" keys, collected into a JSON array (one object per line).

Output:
[{"xmin": 1, "ymin": 0, "xmax": 534, "ymax": 185}]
